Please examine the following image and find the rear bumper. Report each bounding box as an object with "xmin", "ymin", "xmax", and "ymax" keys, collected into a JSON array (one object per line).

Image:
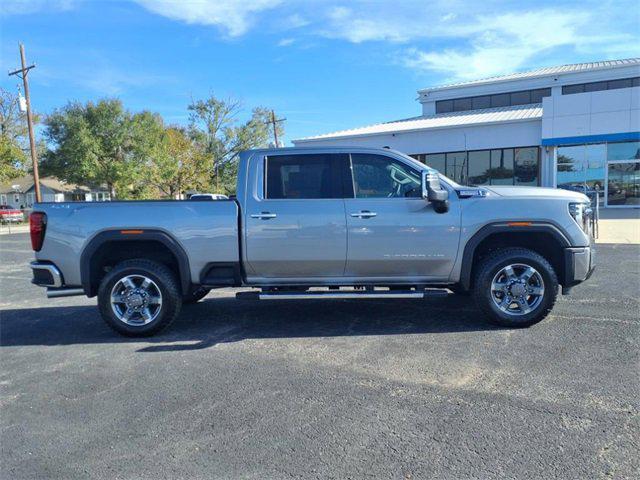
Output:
[
  {"xmin": 31, "ymin": 261, "xmax": 86, "ymax": 298},
  {"xmin": 30, "ymin": 261, "xmax": 63, "ymax": 287},
  {"xmin": 562, "ymin": 245, "xmax": 595, "ymax": 294}
]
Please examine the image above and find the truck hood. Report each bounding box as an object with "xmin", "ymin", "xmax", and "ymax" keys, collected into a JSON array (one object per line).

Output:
[{"xmin": 481, "ymin": 185, "xmax": 589, "ymax": 202}]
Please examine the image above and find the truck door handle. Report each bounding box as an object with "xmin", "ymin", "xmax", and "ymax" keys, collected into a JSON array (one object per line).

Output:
[
  {"xmin": 350, "ymin": 210, "xmax": 377, "ymax": 218},
  {"xmin": 251, "ymin": 212, "xmax": 277, "ymax": 220}
]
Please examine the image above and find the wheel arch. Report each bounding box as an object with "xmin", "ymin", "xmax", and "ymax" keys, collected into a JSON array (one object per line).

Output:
[
  {"xmin": 459, "ymin": 223, "xmax": 571, "ymax": 291},
  {"xmin": 80, "ymin": 229, "xmax": 191, "ymax": 297}
]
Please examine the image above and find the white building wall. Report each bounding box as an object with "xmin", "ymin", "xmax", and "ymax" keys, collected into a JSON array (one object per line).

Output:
[
  {"xmin": 296, "ymin": 120, "xmax": 542, "ymax": 156},
  {"xmin": 542, "ymin": 87, "xmax": 639, "ymax": 140}
]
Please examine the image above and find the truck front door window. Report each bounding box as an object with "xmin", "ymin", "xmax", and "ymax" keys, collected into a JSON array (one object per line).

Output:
[{"xmin": 351, "ymin": 154, "xmax": 421, "ymax": 198}]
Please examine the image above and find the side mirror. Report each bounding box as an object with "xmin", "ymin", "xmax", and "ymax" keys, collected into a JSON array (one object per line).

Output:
[{"xmin": 421, "ymin": 170, "xmax": 449, "ymax": 213}]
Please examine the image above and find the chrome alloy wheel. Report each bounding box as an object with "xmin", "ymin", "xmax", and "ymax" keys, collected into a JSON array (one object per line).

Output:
[
  {"xmin": 490, "ymin": 263, "xmax": 545, "ymax": 316},
  {"xmin": 110, "ymin": 274, "xmax": 163, "ymax": 326}
]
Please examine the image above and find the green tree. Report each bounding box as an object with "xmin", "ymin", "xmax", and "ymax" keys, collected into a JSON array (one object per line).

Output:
[
  {"xmin": 188, "ymin": 96, "xmax": 284, "ymax": 194},
  {"xmin": 42, "ymin": 99, "xmax": 140, "ymax": 199},
  {"xmin": 0, "ymin": 88, "xmax": 28, "ymax": 182},
  {"xmin": 134, "ymin": 112, "xmax": 210, "ymax": 198}
]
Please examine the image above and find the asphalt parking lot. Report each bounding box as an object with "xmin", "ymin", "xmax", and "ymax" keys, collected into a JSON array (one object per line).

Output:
[{"xmin": 1, "ymin": 232, "xmax": 638, "ymax": 479}]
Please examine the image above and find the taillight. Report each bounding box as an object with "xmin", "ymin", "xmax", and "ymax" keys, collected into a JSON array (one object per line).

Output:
[{"xmin": 30, "ymin": 212, "xmax": 47, "ymax": 251}]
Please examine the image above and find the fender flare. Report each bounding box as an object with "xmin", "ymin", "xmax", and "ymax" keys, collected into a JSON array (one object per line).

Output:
[
  {"xmin": 80, "ymin": 229, "xmax": 191, "ymax": 296},
  {"xmin": 459, "ymin": 222, "xmax": 571, "ymax": 291}
]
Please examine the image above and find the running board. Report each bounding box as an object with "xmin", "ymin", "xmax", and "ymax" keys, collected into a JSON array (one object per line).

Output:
[{"xmin": 236, "ymin": 289, "xmax": 448, "ymax": 300}]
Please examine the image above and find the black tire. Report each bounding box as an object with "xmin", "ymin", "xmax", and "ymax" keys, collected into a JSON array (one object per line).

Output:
[
  {"xmin": 98, "ymin": 259, "xmax": 182, "ymax": 337},
  {"xmin": 472, "ymin": 247, "xmax": 558, "ymax": 328},
  {"xmin": 182, "ymin": 286, "xmax": 211, "ymax": 304}
]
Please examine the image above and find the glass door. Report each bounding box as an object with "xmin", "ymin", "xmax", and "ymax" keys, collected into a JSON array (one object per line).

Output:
[{"xmin": 606, "ymin": 161, "xmax": 640, "ymax": 207}]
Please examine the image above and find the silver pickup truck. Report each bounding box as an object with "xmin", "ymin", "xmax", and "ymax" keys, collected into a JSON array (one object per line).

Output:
[{"xmin": 29, "ymin": 147, "xmax": 595, "ymax": 336}]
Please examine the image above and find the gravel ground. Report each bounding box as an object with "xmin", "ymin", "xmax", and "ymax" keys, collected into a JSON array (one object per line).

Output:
[{"xmin": 1, "ymin": 233, "xmax": 639, "ymax": 479}]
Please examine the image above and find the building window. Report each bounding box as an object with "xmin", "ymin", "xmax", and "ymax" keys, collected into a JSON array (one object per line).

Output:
[
  {"xmin": 436, "ymin": 99, "xmax": 454, "ymax": 113},
  {"xmin": 514, "ymin": 147, "xmax": 540, "ymax": 186},
  {"xmin": 417, "ymin": 147, "xmax": 539, "ymax": 186},
  {"xmin": 435, "ymin": 88, "xmax": 550, "ymax": 114},
  {"xmin": 607, "ymin": 78, "xmax": 633, "ymax": 90},
  {"xmin": 510, "ymin": 90, "xmax": 531, "ymax": 105},
  {"xmin": 453, "ymin": 97, "xmax": 472, "ymax": 111},
  {"xmin": 607, "ymin": 140, "xmax": 640, "ymax": 161},
  {"xmin": 490, "ymin": 149, "xmax": 515, "ymax": 185},
  {"xmin": 446, "ymin": 152, "xmax": 467, "ymax": 184},
  {"xmin": 557, "ymin": 143, "xmax": 607, "ymax": 197},
  {"xmin": 562, "ymin": 77, "xmax": 639, "ymax": 95},
  {"xmin": 424, "ymin": 153, "xmax": 445, "ymax": 174},
  {"xmin": 467, "ymin": 150, "xmax": 491, "ymax": 185},
  {"xmin": 472, "ymin": 96, "xmax": 491, "ymax": 109},
  {"xmin": 530, "ymin": 88, "xmax": 550, "ymax": 103},
  {"xmin": 489, "ymin": 93, "xmax": 510, "ymax": 108},
  {"xmin": 584, "ymin": 81, "xmax": 607, "ymax": 92},
  {"xmin": 95, "ymin": 192, "xmax": 111, "ymax": 201}
]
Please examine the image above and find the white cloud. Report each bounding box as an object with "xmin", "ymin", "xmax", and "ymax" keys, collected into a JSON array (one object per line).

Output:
[
  {"xmin": 402, "ymin": 10, "xmax": 593, "ymax": 80},
  {"xmin": 132, "ymin": 0, "xmax": 283, "ymax": 37},
  {"xmin": 277, "ymin": 38, "xmax": 295, "ymax": 47},
  {"xmin": 282, "ymin": 13, "xmax": 309, "ymax": 29},
  {"xmin": 315, "ymin": 3, "xmax": 640, "ymax": 81},
  {"xmin": 322, "ymin": 6, "xmax": 416, "ymax": 43}
]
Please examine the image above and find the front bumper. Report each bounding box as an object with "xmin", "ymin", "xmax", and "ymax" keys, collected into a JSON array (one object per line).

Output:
[{"xmin": 562, "ymin": 245, "xmax": 595, "ymax": 294}]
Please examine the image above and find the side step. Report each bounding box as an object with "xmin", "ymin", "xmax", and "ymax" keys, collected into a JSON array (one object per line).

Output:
[{"xmin": 236, "ymin": 289, "xmax": 449, "ymax": 300}]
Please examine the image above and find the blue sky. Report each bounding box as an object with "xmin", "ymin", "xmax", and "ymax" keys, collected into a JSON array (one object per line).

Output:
[{"xmin": 1, "ymin": 0, "xmax": 639, "ymax": 144}]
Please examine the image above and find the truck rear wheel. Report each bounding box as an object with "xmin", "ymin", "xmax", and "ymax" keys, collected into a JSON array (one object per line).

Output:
[
  {"xmin": 98, "ymin": 259, "xmax": 182, "ymax": 337},
  {"xmin": 472, "ymin": 248, "xmax": 558, "ymax": 328}
]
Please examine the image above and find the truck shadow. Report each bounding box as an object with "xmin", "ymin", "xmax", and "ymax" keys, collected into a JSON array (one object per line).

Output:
[{"xmin": 0, "ymin": 295, "xmax": 499, "ymax": 351}]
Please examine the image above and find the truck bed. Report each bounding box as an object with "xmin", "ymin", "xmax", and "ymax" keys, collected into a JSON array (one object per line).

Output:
[{"xmin": 35, "ymin": 200, "xmax": 240, "ymax": 287}]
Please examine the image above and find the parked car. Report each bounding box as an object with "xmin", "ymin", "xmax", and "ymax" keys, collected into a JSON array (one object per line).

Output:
[
  {"xmin": 29, "ymin": 147, "xmax": 595, "ymax": 336},
  {"xmin": 0, "ymin": 205, "xmax": 23, "ymax": 223},
  {"xmin": 188, "ymin": 193, "xmax": 229, "ymax": 200}
]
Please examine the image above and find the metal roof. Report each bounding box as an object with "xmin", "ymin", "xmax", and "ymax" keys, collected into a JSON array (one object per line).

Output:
[
  {"xmin": 294, "ymin": 104, "xmax": 542, "ymax": 143},
  {"xmin": 0, "ymin": 175, "xmax": 104, "ymax": 194},
  {"xmin": 418, "ymin": 58, "xmax": 640, "ymax": 93}
]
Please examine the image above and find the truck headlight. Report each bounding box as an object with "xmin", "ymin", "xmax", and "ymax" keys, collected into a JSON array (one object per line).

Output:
[{"xmin": 569, "ymin": 202, "xmax": 593, "ymax": 237}]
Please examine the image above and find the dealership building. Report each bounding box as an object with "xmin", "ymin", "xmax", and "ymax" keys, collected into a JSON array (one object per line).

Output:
[{"xmin": 293, "ymin": 58, "xmax": 640, "ymax": 207}]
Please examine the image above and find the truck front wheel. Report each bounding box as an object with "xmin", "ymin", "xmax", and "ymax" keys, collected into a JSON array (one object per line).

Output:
[
  {"xmin": 98, "ymin": 259, "xmax": 182, "ymax": 337},
  {"xmin": 472, "ymin": 248, "xmax": 558, "ymax": 328}
]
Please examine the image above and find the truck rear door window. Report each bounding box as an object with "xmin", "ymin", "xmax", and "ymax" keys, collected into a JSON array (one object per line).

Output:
[{"xmin": 265, "ymin": 154, "xmax": 344, "ymax": 199}]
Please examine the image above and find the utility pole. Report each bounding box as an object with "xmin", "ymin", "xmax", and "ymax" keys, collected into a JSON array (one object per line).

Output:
[
  {"xmin": 269, "ymin": 110, "xmax": 286, "ymax": 147},
  {"xmin": 8, "ymin": 44, "xmax": 40, "ymax": 202}
]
